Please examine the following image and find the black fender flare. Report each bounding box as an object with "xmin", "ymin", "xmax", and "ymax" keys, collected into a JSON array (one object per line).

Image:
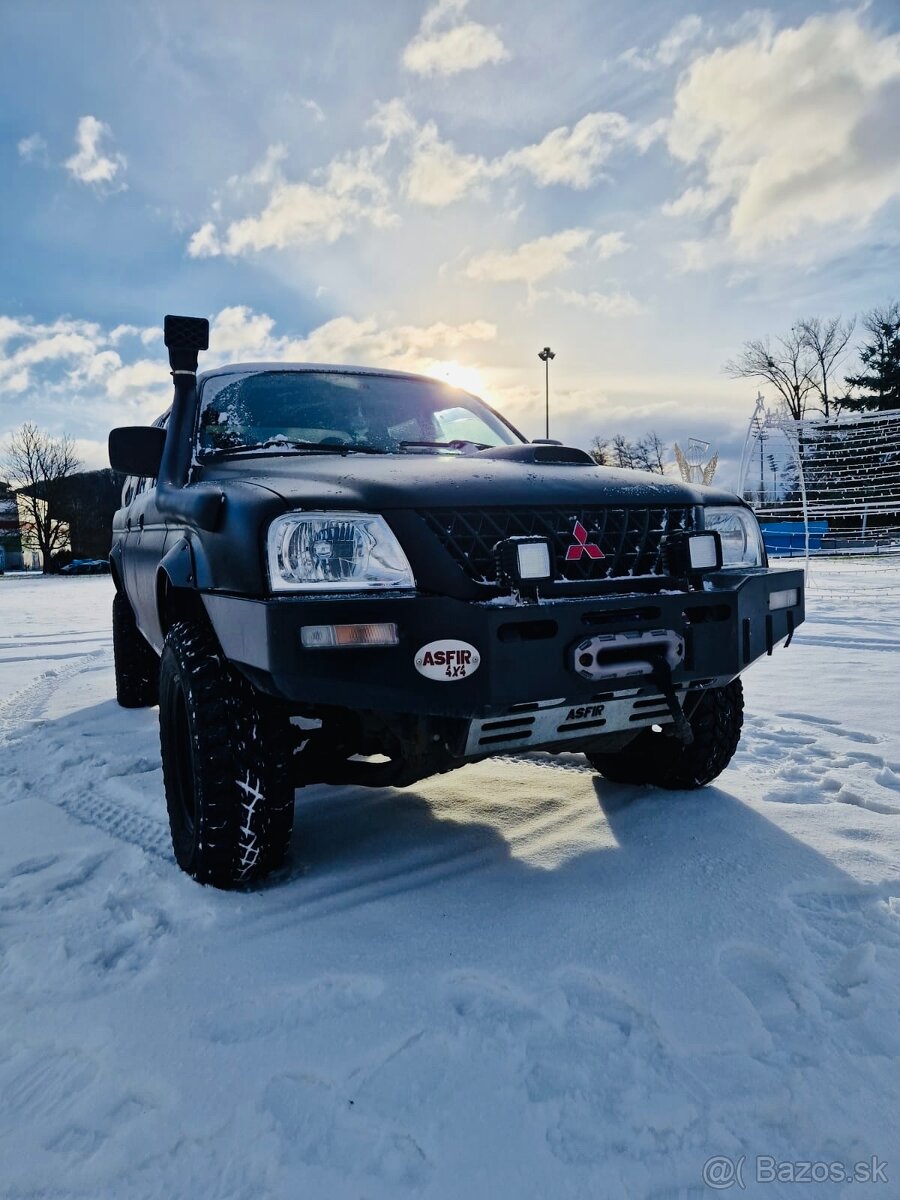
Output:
[
  {"xmin": 157, "ymin": 536, "xmax": 197, "ymax": 590},
  {"xmin": 109, "ymin": 542, "xmax": 125, "ymax": 592},
  {"xmin": 155, "ymin": 537, "xmax": 213, "ymax": 638}
]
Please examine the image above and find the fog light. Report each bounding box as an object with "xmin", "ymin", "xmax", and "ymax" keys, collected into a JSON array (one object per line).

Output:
[
  {"xmin": 301, "ymin": 622, "xmax": 399, "ymax": 648},
  {"xmin": 768, "ymin": 588, "xmax": 799, "ymax": 611},
  {"xmin": 688, "ymin": 534, "xmax": 720, "ymax": 571},
  {"xmin": 516, "ymin": 540, "xmax": 552, "ymax": 581}
]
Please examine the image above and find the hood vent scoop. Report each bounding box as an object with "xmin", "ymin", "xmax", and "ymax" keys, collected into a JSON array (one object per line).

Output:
[{"xmin": 475, "ymin": 444, "xmax": 594, "ymax": 466}]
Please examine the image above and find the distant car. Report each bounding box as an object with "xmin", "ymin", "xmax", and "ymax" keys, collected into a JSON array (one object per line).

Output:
[{"xmin": 61, "ymin": 558, "xmax": 110, "ymax": 575}]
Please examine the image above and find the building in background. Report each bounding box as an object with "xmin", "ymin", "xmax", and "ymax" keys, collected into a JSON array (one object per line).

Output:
[
  {"xmin": 0, "ymin": 481, "xmax": 24, "ymax": 570},
  {"xmin": 7, "ymin": 469, "xmax": 123, "ymax": 571},
  {"xmin": 56, "ymin": 470, "xmax": 124, "ymax": 560}
]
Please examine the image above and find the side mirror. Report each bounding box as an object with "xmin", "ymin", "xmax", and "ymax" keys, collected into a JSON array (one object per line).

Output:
[{"xmin": 109, "ymin": 426, "xmax": 166, "ymax": 478}]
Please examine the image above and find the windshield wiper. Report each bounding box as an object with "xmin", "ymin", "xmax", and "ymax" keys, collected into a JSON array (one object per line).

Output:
[
  {"xmin": 399, "ymin": 439, "xmax": 490, "ymax": 454},
  {"xmin": 201, "ymin": 438, "xmax": 388, "ymax": 459}
]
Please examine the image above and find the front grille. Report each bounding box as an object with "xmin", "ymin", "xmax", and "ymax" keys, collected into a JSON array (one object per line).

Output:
[{"xmin": 421, "ymin": 506, "xmax": 693, "ymax": 584}]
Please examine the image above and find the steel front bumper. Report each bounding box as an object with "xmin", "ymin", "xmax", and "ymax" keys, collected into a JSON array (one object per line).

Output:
[{"xmin": 201, "ymin": 567, "xmax": 804, "ymax": 717}]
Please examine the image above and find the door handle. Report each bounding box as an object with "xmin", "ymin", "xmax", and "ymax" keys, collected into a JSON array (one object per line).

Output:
[
  {"xmin": 126, "ymin": 517, "xmax": 132, "ymax": 531},
  {"xmin": 138, "ymin": 514, "xmax": 145, "ymax": 531}
]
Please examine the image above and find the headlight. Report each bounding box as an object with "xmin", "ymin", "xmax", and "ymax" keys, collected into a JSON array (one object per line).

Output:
[
  {"xmin": 267, "ymin": 512, "xmax": 415, "ymax": 592},
  {"xmin": 703, "ymin": 506, "xmax": 764, "ymax": 567}
]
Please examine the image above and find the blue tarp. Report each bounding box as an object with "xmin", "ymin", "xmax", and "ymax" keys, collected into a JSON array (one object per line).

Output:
[{"xmin": 759, "ymin": 521, "xmax": 828, "ymax": 553}]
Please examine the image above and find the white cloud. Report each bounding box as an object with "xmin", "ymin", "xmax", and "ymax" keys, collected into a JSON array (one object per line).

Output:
[
  {"xmin": 661, "ymin": 185, "xmax": 726, "ymax": 218},
  {"xmin": 633, "ymin": 117, "xmax": 669, "ymax": 154},
  {"xmin": 207, "ymin": 305, "xmax": 496, "ymax": 370},
  {"xmin": 210, "ymin": 307, "xmax": 278, "ymax": 358},
  {"xmin": 547, "ymin": 288, "xmax": 643, "ymax": 317},
  {"xmin": 222, "ymin": 175, "xmax": 391, "ymax": 255},
  {"xmin": 404, "ymin": 123, "xmax": 486, "ymax": 206},
  {"xmin": 593, "ymin": 231, "xmax": 630, "ymax": 260},
  {"xmin": 189, "ymin": 130, "xmax": 397, "ymax": 256},
  {"xmin": 464, "ymin": 228, "xmax": 625, "ymax": 285},
  {"xmin": 421, "ymin": 0, "xmax": 468, "ymax": 33},
  {"xmin": 187, "ymin": 222, "xmax": 222, "ymax": 258},
  {"xmin": 657, "ymin": 14, "xmax": 704, "ymax": 65},
  {"xmin": 498, "ymin": 112, "xmax": 632, "ymax": 189},
  {"xmin": 108, "ymin": 324, "xmax": 159, "ymax": 346},
  {"xmin": 226, "ymin": 143, "xmax": 288, "ymax": 193},
  {"xmin": 0, "ymin": 317, "xmax": 27, "ymax": 344},
  {"xmin": 17, "ymin": 133, "xmax": 48, "ymax": 164},
  {"xmin": 301, "ymin": 98, "xmax": 325, "ymax": 123},
  {"xmin": 404, "ymin": 109, "xmax": 633, "ymax": 208},
  {"xmin": 402, "ymin": 0, "xmax": 509, "ymax": 77},
  {"xmin": 84, "ymin": 350, "xmax": 122, "ymax": 382},
  {"xmin": 14, "ymin": 332, "xmax": 98, "ymax": 367},
  {"xmin": 622, "ymin": 15, "xmax": 704, "ymax": 71},
  {"xmin": 288, "ymin": 316, "xmax": 496, "ymax": 367},
  {"xmin": 104, "ymin": 359, "xmax": 170, "ymax": 400},
  {"xmin": 189, "ymin": 100, "xmax": 637, "ymax": 251},
  {"xmin": 0, "ymin": 317, "xmax": 104, "ymax": 397},
  {"xmin": 367, "ymin": 98, "xmax": 418, "ymax": 142},
  {"xmin": 64, "ymin": 116, "xmax": 126, "ymax": 189},
  {"xmin": 665, "ymin": 11, "xmax": 900, "ymax": 255}
]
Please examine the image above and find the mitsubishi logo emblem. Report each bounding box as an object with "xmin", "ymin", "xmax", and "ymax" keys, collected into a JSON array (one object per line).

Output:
[{"xmin": 566, "ymin": 520, "xmax": 604, "ymax": 561}]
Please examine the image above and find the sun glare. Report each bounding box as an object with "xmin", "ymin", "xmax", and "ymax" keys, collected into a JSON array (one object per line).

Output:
[{"xmin": 427, "ymin": 359, "xmax": 488, "ymax": 397}]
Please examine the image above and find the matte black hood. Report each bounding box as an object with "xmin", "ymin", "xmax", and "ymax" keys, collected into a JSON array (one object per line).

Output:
[{"xmin": 200, "ymin": 452, "xmax": 741, "ymax": 510}]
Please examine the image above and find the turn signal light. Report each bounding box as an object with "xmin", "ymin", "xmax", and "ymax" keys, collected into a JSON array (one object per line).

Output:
[{"xmin": 301, "ymin": 622, "xmax": 399, "ymax": 648}]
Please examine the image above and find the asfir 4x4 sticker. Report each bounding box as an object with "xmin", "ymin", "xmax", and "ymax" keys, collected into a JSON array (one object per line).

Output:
[{"xmin": 414, "ymin": 640, "xmax": 481, "ymax": 681}]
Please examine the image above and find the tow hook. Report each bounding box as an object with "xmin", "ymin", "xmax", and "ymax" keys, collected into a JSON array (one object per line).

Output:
[
  {"xmin": 572, "ymin": 629, "xmax": 693, "ymax": 745},
  {"xmin": 649, "ymin": 658, "xmax": 694, "ymax": 745}
]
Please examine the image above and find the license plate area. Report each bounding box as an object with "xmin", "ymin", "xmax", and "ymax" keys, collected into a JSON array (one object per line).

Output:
[{"xmin": 572, "ymin": 628, "xmax": 685, "ymax": 683}]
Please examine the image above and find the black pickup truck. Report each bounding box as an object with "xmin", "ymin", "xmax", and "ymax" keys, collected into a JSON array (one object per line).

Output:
[{"xmin": 108, "ymin": 315, "xmax": 804, "ymax": 888}]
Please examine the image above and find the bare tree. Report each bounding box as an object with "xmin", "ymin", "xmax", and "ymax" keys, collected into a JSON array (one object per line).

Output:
[
  {"xmin": 589, "ymin": 431, "xmax": 669, "ymax": 474},
  {"xmin": 589, "ymin": 436, "xmax": 611, "ymax": 466},
  {"xmin": 797, "ymin": 315, "xmax": 856, "ymax": 418},
  {"xmin": 724, "ymin": 329, "xmax": 816, "ymax": 420},
  {"xmin": 633, "ymin": 432, "xmax": 667, "ymax": 474},
  {"xmin": 610, "ymin": 433, "xmax": 637, "ymax": 470},
  {"xmin": 4, "ymin": 423, "xmax": 81, "ymax": 572}
]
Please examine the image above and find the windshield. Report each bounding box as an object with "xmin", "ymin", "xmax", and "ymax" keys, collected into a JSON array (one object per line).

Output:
[{"xmin": 196, "ymin": 370, "xmax": 522, "ymax": 456}]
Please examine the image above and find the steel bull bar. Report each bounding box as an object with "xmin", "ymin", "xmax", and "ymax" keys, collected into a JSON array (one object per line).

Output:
[{"xmin": 204, "ymin": 567, "xmax": 805, "ymax": 722}]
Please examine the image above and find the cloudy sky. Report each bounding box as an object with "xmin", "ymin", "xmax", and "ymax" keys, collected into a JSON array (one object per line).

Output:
[{"xmin": 2, "ymin": 0, "xmax": 899, "ymax": 485}]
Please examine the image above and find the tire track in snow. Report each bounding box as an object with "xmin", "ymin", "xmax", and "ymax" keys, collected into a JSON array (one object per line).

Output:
[
  {"xmin": 1, "ymin": 643, "xmax": 173, "ymax": 861},
  {"xmin": 56, "ymin": 787, "xmax": 173, "ymax": 863},
  {"xmin": 0, "ymin": 647, "xmax": 107, "ymax": 742}
]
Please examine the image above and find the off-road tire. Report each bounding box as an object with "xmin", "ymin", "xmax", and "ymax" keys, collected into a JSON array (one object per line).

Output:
[
  {"xmin": 158, "ymin": 620, "xmax": 294, "ymax": 888},
  {"xmin": 587, "ymin": 679, "xmax": 744, "ymax": 790},
  {"xmin": 112, "ymin": 590, "xmax": 159, "ymax": 708}
]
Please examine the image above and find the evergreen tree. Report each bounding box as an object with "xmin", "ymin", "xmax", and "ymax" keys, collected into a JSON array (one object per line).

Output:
[{"xmin": 843, "ymin": 301, "xmax": 900, "ymax": 412}]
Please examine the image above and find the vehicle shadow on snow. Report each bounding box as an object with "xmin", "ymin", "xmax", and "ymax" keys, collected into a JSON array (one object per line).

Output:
[
  {"xmin": 29, "ymin": 688, "xmax": 888, "ymax": 960},
  {"xmin": 273, "ymin": 761, "xmax": 877, "ymax": 944},
  {"xmin": 19, "ymin": 685, "xmax": 879, "ymax": 935}
]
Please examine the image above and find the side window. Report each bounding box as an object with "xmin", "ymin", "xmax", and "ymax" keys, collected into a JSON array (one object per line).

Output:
[{"xmin": 122, "ymin": 476, "xmax": 137, "ymax": 507}]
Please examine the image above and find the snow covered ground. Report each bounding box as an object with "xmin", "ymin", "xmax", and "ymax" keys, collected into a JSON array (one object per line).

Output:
[{"xmin": 1, "ymin": 562, "xmax": 900, "ymax": 1199}]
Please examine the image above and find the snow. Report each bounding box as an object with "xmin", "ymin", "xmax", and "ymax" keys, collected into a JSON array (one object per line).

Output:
[{"xmin": 1, "ymin": 563, "xmax": 900, "ymax": 1199}]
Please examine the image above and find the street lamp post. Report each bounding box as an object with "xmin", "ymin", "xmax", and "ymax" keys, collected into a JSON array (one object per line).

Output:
[{"xmin": 538, "ymin": 346, "xmax": 555, "ymax": 439}]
